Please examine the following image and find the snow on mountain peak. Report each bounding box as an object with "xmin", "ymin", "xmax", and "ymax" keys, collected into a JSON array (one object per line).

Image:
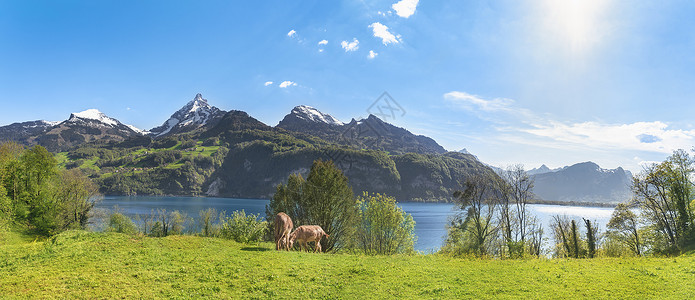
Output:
[
  {"xmin": 149, "ymin": 94, "xmax": 223, "ymax": 137},
  {"xmin": 291, "ymin": 105, "xmax": 344, "ymax": 126},
  {"xmin": 70, "ymin": 109, "xmax": 118, "ymax": 126}
]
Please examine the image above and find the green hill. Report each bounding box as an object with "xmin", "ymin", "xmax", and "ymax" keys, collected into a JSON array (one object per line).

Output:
[{"xmin": 1, "ymin": 230, "xmax": 693, "ymax": 298}]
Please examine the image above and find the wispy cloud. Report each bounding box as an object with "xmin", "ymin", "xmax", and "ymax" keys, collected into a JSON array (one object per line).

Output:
[
  {"xmin": 523, "ymin": 121, "xmax": 695, "ymax": 154},
  {"xmin": 287, "ymin": 30, "xmax": 297, "ymax": 38},
  {"xmin": 341, "ymin": 38, "xmax": 359, "ymax": 52},
  {"xmin": 369, "ymin": 22, "xmax": 401, "ymax": 45},
  {"xmin": 444, "ymin": 91, "xmax": 514, "ymax": 112},
  {"xmin": 392, "ymin": 0, "xmax": 419, "ymax": 18},
  {"xmin": 443, "ymin": 90, "xmax": 695, "ymax": 155},
  {"xmin": 264, "ymin": 81, "xmax": 273, "ymax": 86},
  {"xmin": 368, "ymin": 50, "xmax": 378, "ymax": 59},
  {"xmin": 279, "ymin": 81, "xmax": 297, "ymax": 88}
]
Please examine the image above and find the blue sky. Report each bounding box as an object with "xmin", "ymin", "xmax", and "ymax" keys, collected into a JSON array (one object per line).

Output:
[{"xmin": 2, "ymin": 0, "xmax": 695, "ymax": 172}]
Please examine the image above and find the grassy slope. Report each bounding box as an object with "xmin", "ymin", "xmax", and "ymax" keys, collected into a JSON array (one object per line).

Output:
[{"xmin": 1, "ymin": 231, "xmax": 694, "ymax": 299}]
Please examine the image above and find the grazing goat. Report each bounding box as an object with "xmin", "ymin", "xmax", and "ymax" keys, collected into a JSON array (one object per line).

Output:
[
  {"xmin": 289, "ymin": 225, "xmax": 329, "ymax": 253},
  {"xmin": 274, "ymin": 212, "xmax": 294, "ymax": 251}
]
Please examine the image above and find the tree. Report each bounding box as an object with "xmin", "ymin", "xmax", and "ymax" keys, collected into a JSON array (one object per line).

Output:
[
  {"xmin": 496, "ymin": 165, "xmax": 536, "ymax": 258},
  {"xmin": 445, "ymin": 173, "xmax": 499, "ymax": 256},
  {"xmin": 54, "ymin": 169, "xmax": 99, "ymax": 231},
  {"xmin": 0, "ymin": 143, "xmax": 100, "ymax": 235},
  {"xmin": 267, "ymin": 159, "xmax": 357, "ymax": 252},
  {"xmin": 354, "ymin": 192, "xmax": 415, "ymax": 255},
  {"xmin": 583, "ymin": 218, "xmax": 597, "ymax": 258},
  {"xmin": 607, "ymin": 203, "xmax": 642, "ymax": 256},
  {"xmin": 551, "ymin": 215, "xmax": 577, "ymax": 258},
  {"xmin": 632, "ymin": 150, "xmax": 695, "ymax": 252}
]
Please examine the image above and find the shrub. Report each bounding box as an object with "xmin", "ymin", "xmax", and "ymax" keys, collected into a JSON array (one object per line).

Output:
[
  {"xmin": 107, "ymin": 212, "xmax": 137, "ymax": 234},
  {"xmin": 221, "ymin": 210, "xmax": 267, "ymax": 244},
  {"xmin": 355, "ymin": 192, "xmax": 416, "ymax": 255}
]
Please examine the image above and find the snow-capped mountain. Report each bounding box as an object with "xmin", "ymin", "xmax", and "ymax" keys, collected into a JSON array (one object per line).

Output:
[
  {"xmin": 63, "ymin": 108, "xmax": 145, "ymax": 134},
  {"xmin": 277, "ymin": 105, "xmax": 446, "ymax": 155},
  {"xmin": 290, "ymin": 105, "xmax": 345, "ymax": 126},
  {"xmin": 0, "ymin": 109, "xmax": 144, "ymax": 152},
  {"xmin": 0, "ymin": 120, "xmax": 59, "ymax": 142},
  {"xmin": 149, "ymin": 94, "xmax": 225, "ymax": 137}
]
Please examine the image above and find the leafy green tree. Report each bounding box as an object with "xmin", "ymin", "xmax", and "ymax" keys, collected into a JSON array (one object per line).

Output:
[
  {"xmin": 607, "ymin": 203, "xmax": 642, "ymax": 256},
  {"xmin": 355, "ymin": 192, "xmax": 416, "ymax": 255},
  {"xmin": 267, "ymin": 159, "xmax": 357, "ymax": 252},
  {"xmin": 54, "ymin": 169, "xmax": 99, "ymax": 231},
  {"xmin": 633, "ymin": 150, "xmax": 695, "ymax": 252}
]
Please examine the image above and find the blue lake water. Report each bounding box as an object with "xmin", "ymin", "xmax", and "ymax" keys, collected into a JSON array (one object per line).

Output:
[{"xmin": 94, "ymin": 196, "xmax": 616, "ymax": 252}]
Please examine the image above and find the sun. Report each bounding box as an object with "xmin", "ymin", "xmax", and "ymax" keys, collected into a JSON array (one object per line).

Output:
[{"xmin": 540, "ymin": 0, "xmax": 611, "ymax": 54}]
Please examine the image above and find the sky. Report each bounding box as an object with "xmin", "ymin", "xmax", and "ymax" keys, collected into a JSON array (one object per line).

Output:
[{"xmin": 2, "ymin": 0, "xmax": 695, "ymax": 173}]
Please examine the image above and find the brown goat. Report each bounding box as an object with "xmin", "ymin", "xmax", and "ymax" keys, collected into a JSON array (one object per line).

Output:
[
  {"xmin": 274, "ymin": 212, "xmax": 293, "ymax": 251},
  {"xmin": 289, "ymin": 225, "xmax": 329, "ymax": 253}
]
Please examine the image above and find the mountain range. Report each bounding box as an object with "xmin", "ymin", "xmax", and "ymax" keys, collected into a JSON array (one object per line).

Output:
[
  {"xmin": 0, "ymin": 94, "xmax": 633, "ymax": 203},
  {"xmin": 529, "ymin": 162, "xmax": 633, "ymax": 205}
]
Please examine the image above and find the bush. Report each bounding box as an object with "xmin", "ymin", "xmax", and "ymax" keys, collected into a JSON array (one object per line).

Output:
[
  {"xmin": 221, "ymin": 210, "xmax": 267, "ymax": 244},
  {"xmin": 355, "ymin": 192, "xmax": 416, "ymax": 255},
  {"xmin": 107, "ymin": 212, "xmax": 137, "ymax": 234}
]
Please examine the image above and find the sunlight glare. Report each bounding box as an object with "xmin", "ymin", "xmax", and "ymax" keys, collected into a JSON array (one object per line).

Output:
[{"xmin": 541, "ymin": 0, "xmax": 611, "ymax": 54}]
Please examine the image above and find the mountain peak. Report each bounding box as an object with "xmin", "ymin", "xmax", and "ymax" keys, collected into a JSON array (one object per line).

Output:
[
  {"xmin": 149, "ymin": 94, "xmax": 225, "ymax": 137},
  {"xmin": 194, "ymin": 93, "xmax": 205, "ymax": 102},
  {"xmin": 69, "ymin": 109, "xmax": 118, "ymax": 126},
  {"xmin": 290, "ymin": 105, "xmax": 344, "ymax": 126}
]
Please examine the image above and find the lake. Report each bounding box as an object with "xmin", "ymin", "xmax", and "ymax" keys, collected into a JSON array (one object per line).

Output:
[{"xmin": 94, "ymin": 196, "xmax": 617, "ymax": 253}]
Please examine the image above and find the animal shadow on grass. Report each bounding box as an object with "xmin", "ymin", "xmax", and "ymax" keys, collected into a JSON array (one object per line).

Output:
[{"xmin": 241, "ymin": 246, "xmax": 271, "ymax": 252}]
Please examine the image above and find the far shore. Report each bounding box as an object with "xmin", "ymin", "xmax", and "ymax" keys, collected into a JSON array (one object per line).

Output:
[{"xmin": 103, "ymin": 194, "xmax": 620, "ymax": 208}]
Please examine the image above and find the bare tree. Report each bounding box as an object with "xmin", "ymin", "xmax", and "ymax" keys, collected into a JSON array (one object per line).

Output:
[{"xmin": 497, "ymin": 165, "xmax": 536, "ymax": 257}]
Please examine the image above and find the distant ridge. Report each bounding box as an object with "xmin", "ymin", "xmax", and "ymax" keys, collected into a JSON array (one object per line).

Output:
[{"xmin": 531, "ymin": 161, "xmax": 632, "ymax": 204}]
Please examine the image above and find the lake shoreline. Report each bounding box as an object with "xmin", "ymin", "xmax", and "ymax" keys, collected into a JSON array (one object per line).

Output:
[{"xmin": 103, "ymin": 194, "xmax": 620, "ymax": 208}]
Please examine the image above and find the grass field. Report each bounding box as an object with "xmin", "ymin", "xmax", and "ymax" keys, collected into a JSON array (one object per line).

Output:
[{"xmin": 1, "ymin": 230, "xmax": 694, "ymax": 299}]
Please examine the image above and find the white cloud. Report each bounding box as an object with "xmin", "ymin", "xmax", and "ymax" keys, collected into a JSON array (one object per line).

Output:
[
  {"xmin": 444, "ymin": 91, "xmax": 514, "ymax": 112},
  {"xmin": 287, "ymin": 30, "xmax": 297, "ymax": 38},
  {"xmin": 318, "ymin": 40, "xmax": 328, "ymax": 46},
  {"xmin": 392, "ymin": 0, "xmax": 419, "ymax": 18},
  {"xmin": 443, "ymin": 90, "xmax": 695, "ymax": 156},
  {"xmin": 368, "ymin": 50, "xmax": 378, "ymax": 59},
  {"xmin": 264, "ymin": 81, "xmax": 273, "ymax": 86},
  {"xmin": 279, "ymin": 81, "xmax": 297, "ymax": 88},
  {"xmin": 341, "ymin": 38, "xmax": 360, "ymax": 52},
  {"xmin": 369, "ymin": 22, "xmax": 401, "ymax": 45},
  {"xmin": 522, "ymin": 121, "xmax": 695, "ymax": 154}
]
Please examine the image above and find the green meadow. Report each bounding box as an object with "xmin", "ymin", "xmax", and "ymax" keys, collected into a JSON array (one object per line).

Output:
[{"xmin": 1, "ymin": 230, "xmax": 693, "ymax": 299}]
